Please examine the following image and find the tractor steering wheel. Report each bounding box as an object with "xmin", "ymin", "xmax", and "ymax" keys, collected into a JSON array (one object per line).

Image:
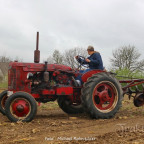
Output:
[{"xmin": 76, "ymin": 55, "xmax": 89, "ymax": 70}]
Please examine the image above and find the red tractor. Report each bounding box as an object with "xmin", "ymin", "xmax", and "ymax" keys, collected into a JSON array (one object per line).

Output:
[{"xmin": 0, "ymin": 32, "xmax": 124, "ymax": 122}]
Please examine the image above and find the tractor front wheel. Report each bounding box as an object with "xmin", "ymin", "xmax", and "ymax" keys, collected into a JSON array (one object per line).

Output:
[
  {"xmin": 81, "ymin": 72, "xmax": 123, "ymax": 119},
  {"xmin": 57, "ymin": 96, "xmax": 84, "ymax": 114},
  {"xmin": 5, "ymin": 92, "xmax": 37, "ymax": 122},
  {"xmin": 0, "ymin": 90, "xmax": 8, "ymax": 115}
]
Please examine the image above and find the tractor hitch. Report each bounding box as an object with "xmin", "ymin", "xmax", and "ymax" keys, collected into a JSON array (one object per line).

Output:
[{"xmin": 119, "ymin": 78, "xmax": 144, "ymax": 107}]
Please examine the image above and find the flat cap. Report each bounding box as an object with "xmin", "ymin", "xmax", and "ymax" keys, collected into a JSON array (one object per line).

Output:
[{"xmin": 87, "ymin": 46, "xmax": 94, "ymax": 51}]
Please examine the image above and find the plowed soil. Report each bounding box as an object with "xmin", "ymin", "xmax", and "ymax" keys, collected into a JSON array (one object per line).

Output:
[{"xmin": 0, "ymin": 89, "xmax": 144, "ymax": 144}]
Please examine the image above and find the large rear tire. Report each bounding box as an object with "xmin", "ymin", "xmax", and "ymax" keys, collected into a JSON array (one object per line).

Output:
[
  {"xmin": 81, "ymin": 72, "xmax": 123, "ymax": 119},
  {"xmin": 5, "ymin": 92, "xmax": 37, "ymax": 122},
  {"xmin": 0, "ymin": 90, "xmax": 8, "ymax": 115},
  {"xmin": 57, "ymin": 96, "xmax": 84, "ymax": 114}
]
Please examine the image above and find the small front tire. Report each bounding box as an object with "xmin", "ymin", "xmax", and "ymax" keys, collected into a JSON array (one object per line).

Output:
[
  {"xmin": 0, "ymin": 90, "xmax": 8, "ymax": 115},
  {"xmin": 5, "ymin": 92, "xmax": 37, "ymax": 122}
]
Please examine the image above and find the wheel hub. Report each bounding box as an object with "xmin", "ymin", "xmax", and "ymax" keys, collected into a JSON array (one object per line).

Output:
[
  {"xmin": 16, "ymin": 105, "xmax": 24, "ymax": 112},
  {"xmin": 98, "ymin": 90, "xmax": 111, "ymax": 102},
  {"xmin": 11, "ymin": 99, "xmax": 30, "ymax": 117},
  {"xmin": 93, "ymin": 82, "xmax": 117, "ymax": 112}
]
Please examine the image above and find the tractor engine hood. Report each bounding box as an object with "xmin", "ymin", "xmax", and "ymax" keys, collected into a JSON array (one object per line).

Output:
[{"xmin": 9, "ymin": 62, "xmax": 73, "ymax": 73}]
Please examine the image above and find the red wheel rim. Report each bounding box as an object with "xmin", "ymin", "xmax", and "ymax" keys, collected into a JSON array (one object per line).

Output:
[
  {"xmin": 1, "ymin": 94, "xmax": 8, "ymax": 109},
  {"xmin": 10, "ymin": 98, "xmax": 31, "ymax": 119},
  {"xmin": 93, "ymin": 81, "xmax": 118, "ymax": 113}
]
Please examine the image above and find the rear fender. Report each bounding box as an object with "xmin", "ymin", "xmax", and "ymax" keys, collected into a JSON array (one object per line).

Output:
[{"xmin": 82, "ymin": 70, "xmax": 105, "ymax": 83}]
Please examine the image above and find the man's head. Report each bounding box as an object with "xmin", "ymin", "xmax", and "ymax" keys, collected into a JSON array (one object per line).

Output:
[{"xmin": 87, "ymin": 46, "xmax": 95, "ymax": 55}]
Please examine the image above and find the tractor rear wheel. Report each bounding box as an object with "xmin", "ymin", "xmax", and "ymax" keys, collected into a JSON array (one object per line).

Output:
[
  {"xmin": 5, "ymin": 92, "xmax": 37, "ymax": 122},
  {"xmin": 81, "ymin": 72, "xmax": 123, "ymax": 119},
  {"xmin": 0, "ymin": 90, "xmax": 8, "ymax": 115},
  {"xmin": 57, "ymin": 96, "xmax": 84, "ymax": 114}
]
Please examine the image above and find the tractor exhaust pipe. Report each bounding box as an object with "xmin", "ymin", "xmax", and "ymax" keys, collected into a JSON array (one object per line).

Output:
[{"xmin": 34, "ymin": 32, "xmax": 40, "ymax": 63}]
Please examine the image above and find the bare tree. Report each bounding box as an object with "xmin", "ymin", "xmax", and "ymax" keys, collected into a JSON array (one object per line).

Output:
[
  {"xmin": 52, "ymin": 50, "xmax": 63, "ymax": 64},
  {"xmin": 47, "ymin": 56, "xmax": 54, "ymax": 64},
  {"xmin": 14, "ymin": 56, "xmax": 23, "ymax": 62},
  {"xmin": 110, "ymin": 45, "xmax": 144, "ymax": 72},
  {"xmin": 0, "ymin": 55, "xmax": 10, "ymax": 82},
  {"xmin": 47, "ymin": 47, "xmax": 88, "ymax": 68},
  {"xmin": 0, "ymin": 55, "xmax": 23, "ymax": 63},
  {"xmin": 0, "ymin": 55, "xmax": 11, "ymax": 62},
  {"xmin": 63, "ymin": 47, "xmax": 88, "ymax": 68}
]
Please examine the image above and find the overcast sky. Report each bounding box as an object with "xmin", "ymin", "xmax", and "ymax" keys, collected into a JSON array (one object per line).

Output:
[{"xmin": 0, "ymin": 0, "xmax": 144, "ymax": 68}]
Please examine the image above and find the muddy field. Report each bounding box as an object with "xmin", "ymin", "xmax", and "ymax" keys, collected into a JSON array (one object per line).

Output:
[{"xmin": 0, "ymin": 89, "xmax": 144, "ymax": 144}]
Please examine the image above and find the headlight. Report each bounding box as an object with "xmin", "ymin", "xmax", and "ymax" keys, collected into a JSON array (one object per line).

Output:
[{"xmin": 27, "ymin": 72, "xmax": 33, "ymax": 80}]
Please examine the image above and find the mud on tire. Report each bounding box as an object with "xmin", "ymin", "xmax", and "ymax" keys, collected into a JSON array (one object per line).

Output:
[{"xmin": 81, "ymin": 72, "xmax": 123, "ymax": 119}]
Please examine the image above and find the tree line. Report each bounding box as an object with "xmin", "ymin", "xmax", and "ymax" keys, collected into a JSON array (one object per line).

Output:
[
  {"xmin": 110, "ymin": 45, "xmax": 144, "ymax": 77},
  {"xmin": 1, "ymin": 45, "xmax": 144, "ymax": 76},
  {"xmin": 47, "ymin": 45, "xmax": 144, "ymax": 74}
]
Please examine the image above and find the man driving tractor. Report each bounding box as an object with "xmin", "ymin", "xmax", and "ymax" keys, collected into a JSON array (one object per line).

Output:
[{"xmin": 75, "ymin": 45, "xmax": 104, "ymax": 84}]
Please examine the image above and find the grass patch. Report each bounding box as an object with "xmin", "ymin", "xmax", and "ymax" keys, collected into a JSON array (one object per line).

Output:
[
  {"xmin": 0, "ymin": 81, "xmax": 8, "ymax": 89},
  {"xmin": 40, "ymin": 101, "xmax": 59, "ymax": 110}
]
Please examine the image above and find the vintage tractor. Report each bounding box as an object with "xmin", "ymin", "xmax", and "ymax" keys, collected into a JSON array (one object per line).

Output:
[{"xmin": 1, "ymin": 32, "xmax": 140, "ymax": 122}]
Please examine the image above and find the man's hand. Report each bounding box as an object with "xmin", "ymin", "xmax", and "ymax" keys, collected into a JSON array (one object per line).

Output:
[{"xmin": 85, "ymin": 58, "xmax": 91, "ymax": 63}]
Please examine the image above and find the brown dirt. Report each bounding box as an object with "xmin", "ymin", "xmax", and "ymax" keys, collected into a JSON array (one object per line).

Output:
[{"xmin": 0, "ymin": 90, "xmax": 144, "ymax": 144}]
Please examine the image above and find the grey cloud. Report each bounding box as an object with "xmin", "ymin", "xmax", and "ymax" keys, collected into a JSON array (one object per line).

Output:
[{"xmin": 0, "ymin": 0, "xmax": 144, "ymax": 67}]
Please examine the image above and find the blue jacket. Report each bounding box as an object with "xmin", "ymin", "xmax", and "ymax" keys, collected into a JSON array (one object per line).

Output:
[{"xmin": 78, "ymin": 52, "xmax": 104, "ymax": 70}]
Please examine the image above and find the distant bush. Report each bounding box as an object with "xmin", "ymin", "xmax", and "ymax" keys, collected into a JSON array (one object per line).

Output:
[
  {"xmin": 112, "ymin": 68, "xmax": 144, "ymax": 91},
  {"xmin": 114, "ymin": 68, "xmax": 144, "ymax": 80}
]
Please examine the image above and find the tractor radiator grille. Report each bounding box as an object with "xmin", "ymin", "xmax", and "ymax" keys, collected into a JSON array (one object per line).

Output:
[{"xmin": 8, "ymin": 68, "xmax": 16, "ymax": 90}]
